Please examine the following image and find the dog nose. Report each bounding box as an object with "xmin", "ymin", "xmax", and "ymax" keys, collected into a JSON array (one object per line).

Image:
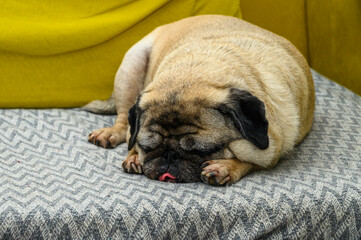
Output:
[
  {"xmin": 163, "ymin": 150, "xmax": 180, "ymax": 163},
  {"xmin": 157, "ymin": 150, "xmax": 180, "ymax": 182}
]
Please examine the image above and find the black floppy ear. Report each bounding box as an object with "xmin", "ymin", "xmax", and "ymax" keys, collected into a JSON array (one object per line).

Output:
[
  {"xmin": 218, "ymin": 88, "xmax": 269, "ymax": 150},
  {"xmin": 128, "ymin": 98, "xmax": 142, "ymax": 150}
]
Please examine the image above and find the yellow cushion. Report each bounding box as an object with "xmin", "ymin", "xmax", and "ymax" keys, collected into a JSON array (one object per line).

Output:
[{"xmin": 0, "ymin": 0, "xmax": 241, "ymax": 108}]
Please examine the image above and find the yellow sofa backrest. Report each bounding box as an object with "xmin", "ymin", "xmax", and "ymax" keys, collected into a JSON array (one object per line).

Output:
[{"xmin": 1, "ymin": 0, "xmax": 360, "ymax": 109}]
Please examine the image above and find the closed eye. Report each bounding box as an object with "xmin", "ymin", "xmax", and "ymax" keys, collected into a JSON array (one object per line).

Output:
[
  {"xmin": 148, "ymin": 124, "xmax": 168, "ymax": 137},
  {"xmin": 152, "ymin": 130, "xmax": 164, "ymax": 137},
  {"xmin": 173, "ymin": 132, "xmax": 198, "ymax": 138},
  {"xmin": 169, "ymin": 125, "xmax": 200, "ymax": 136}
]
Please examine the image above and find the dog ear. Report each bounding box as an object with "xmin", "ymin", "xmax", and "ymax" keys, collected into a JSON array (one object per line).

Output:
[
  {"xmin": 218, "ymin": 88, "xmax": 269, "ymax": 149},
  {"xmin": 128, "ymin": 98, "xmax": 143, "ymax": 150}
]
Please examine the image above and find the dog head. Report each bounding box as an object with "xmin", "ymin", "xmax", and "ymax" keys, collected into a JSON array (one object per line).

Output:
[{"xmin": 127, "ymin": 87, "xmax": 269, "ymax": 183}]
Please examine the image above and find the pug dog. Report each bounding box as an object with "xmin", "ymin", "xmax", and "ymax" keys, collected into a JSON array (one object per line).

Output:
[{"xmin": 84, "ymin": 15, "xmax": 315, "ymax": 186}]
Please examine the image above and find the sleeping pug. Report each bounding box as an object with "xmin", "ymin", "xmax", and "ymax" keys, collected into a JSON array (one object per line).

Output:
[{"xmin": 84, "ymin": 15, "xmax": 315, "ymax": 186}]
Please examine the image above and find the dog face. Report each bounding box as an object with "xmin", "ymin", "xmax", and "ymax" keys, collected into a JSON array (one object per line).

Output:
[{"xmin": 127, "ymin": 88, "xmax": 269, "ymax": 183}]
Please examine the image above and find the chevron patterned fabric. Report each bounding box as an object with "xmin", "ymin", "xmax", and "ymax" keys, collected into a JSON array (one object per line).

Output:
[{"xmin": 1, "ymin": 70, "xmax": 361, "ymax": 239}]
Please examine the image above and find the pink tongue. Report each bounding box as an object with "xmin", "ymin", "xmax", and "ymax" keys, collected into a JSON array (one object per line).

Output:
[{"xmin": 158, "ymin": 172, "xmax": 177, "ymax": 181}]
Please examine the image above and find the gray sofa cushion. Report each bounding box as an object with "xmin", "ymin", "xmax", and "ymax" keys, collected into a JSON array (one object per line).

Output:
[{"xmin": 1, "ymin": 70, "xmax": 360, "ymax": 239}]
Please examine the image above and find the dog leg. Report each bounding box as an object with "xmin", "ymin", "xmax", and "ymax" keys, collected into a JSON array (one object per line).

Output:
[
  {"xmin": 88, "ymin": 31, "xmax": 156, "ymax": 148},
  {"xmin": 200, "ymin": 159, "xmax": 256, "ymax": 186}
]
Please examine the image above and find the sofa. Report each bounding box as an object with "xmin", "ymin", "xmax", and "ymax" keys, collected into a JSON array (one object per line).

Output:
[
  {"xmin": 1, "ymin": 70, "xmax": 360, "ymax": 239},
  {"xmin": 1, "ymin": 1, "xmax": 361, "ymax": 239}
]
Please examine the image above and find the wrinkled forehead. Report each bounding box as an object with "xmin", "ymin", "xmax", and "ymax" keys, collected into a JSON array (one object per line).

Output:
[
  {"xmin": 138, "ymin": 85, "xmax": 229, "ymax": 128},
  {"xmin": 141, "ymin": 98, "xmax": 204, "ymax": 128}
]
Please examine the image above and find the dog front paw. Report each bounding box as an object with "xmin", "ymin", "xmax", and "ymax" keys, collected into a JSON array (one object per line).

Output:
[
  {"xmin": 88, "ymin": 125, "xmax": 126, "ymax": 148},
  {"xmin": 200, "ymin": 160, "xmax": 233, "ymax": 186},
  {"xmin": 200, "ymin": 159, "xmax": 254, "ymax": 186},
  {"xmin": 122, "ymin": 154, "xmax": 142, "ymax": 174}
]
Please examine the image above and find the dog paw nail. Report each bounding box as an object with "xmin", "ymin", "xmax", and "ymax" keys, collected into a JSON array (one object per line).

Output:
[
  {"xmin": 131, "ymin": 163, "xmax": 138, "ymax": 173},
  {"xmin": 206, "ymin": 172, "xmax": 217, "ymax": 177},
  {"xmin": 200, "ymin": 162, "xmax": 209, "ymax": 169},
  {"xmin": 95, "ymin": 140, "xmax": 100, "ymax": 146},
  {"xmin": 137, "ymin": 165, "xmax": 142, "ymax": 173},
  {"xmin": 220, "ymin": 176, "xmax": 231, "ymax": 185},
  {"xmin": 106, "ymin": 141, "xmax": 111, "ymax": 148},
  {"xmin": 201, "ymin": 169, "xmax": 211, "ymax": 175},
  {"xmin": 206, "ymin": 176, "xmax": 217, "ymax": 185}
]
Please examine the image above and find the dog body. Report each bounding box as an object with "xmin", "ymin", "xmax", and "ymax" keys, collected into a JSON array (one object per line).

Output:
[{"xmin": 85, "ymin": 15, "xmax": 315, "ymax": 185}]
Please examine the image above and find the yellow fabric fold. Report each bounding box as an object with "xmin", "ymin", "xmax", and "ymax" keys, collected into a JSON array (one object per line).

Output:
[
  {"xmin": 0, "ymin": 0, "xmax": 170, "ymax": 55},
  {"xmin": 0, "ymin": 0, "xmax": 241, "ymax": 108}
]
